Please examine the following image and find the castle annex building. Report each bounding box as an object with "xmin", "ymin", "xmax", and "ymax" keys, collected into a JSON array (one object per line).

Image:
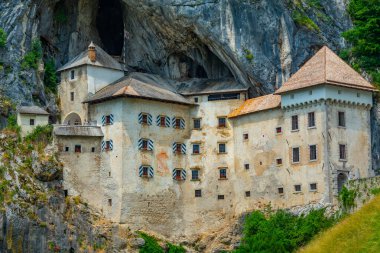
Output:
[{"xmin": 54, "ymin": 44, "xmax": 376, "ymax": 238}]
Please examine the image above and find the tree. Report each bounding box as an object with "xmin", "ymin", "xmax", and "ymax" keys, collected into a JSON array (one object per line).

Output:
[{"xmin": 0, "ymin": 28, "xmax": 6, "ymax": 48}]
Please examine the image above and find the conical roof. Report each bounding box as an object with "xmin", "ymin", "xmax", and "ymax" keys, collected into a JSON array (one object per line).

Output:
[{"xmin": 275, "ymin": 46, "xmax": 376, "ymax": 94}]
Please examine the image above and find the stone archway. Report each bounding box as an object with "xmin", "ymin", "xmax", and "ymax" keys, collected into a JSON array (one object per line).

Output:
[
  {"xmin": 63, "ymin": 112, "xmax": 82, "ymax": 126},
  {"xmin": 337, "ymin": 173, "xmax": 348, "ymax": 193}
]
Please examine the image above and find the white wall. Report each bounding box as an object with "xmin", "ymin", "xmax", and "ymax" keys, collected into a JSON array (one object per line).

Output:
[
  {"xmin": 17, "ymin": 113, "xmax": 49, "ymax": 137},
  {"xmin": 87, "ymin": 66, "xmax": 124, "ymax": 94}
]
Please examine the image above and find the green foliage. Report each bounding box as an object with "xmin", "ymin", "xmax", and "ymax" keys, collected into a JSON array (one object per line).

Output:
[
  {"xmin": 305, "ymin": 0, "xmax": 323, "ymax": 10},
  {"xmin": 44, "ymin": 58, "xmax": 58, "ymax": 94},
  {"xmin": 243, "ymin": 48, "xmax": 254, "ymax": 63},
  {"xmin": 234, "ymin": 209, "xmax": 335, "ymax": 253},
  {"xmin": 0, "ymin": 28, "xmax": 7, "ymax": 48},
  {"xmin": 167, "ymin": 242, "xmax": 186, "ymax": 253},
  {"xmin": 24, "ymin": 124, "xmax": 53, "ymax": 145},
  {"xmin": 339, "ymin": 186, "xmax": 357, "ymax": 210},
  {"xmin": 6, "ymin": 115, "xmax": 20, "ymax": 134},
  {"xmin": 292, "ymin": 10, "xmax": 320, "ymax": 32},
  {"xmin": 341, "ymin": 0, "xmax": 380, "ymax": 86},
  {"xmin": 139, "ymin": 232, "xmax": 164, "ymax": 253},
  {"xmin": 21, "ymin": 39, "xmax": 42, "ymax": 70},
  {"xmin": 370, "ymin": 187, "xmax": 380, "ymax": 195}
]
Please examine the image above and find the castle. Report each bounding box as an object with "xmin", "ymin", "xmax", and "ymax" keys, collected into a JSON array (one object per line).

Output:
[{"xmin": 53, "ymin": 43, "xmax": 376, "ymax": 238}]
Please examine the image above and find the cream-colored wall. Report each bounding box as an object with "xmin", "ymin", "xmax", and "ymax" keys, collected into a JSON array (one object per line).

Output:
[
  {"xmin": 87, "ymin": 65, "xmax": 124, "ymax": 94},
  {"xmin": 17, "ymin": 113, "xmax": 49, "ymax": 137}
]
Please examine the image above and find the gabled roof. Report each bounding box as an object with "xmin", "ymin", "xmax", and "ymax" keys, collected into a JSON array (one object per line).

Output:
[
  {"xmin": 176, "ymin": 79, "xmax": 248, "ymax": 95},
  {"xmin": 228, "ymin": 94, "xmax": 281, "ymax": 118},
  {"xmin": 275, "ymin": 46, "xmax": 376, "ymax": 94},
  {"xmin": 83, "ymin": 72, "xmax": 194, "ymax": 105},
  {"xmin": 17, "ymin": 106, "xmax": 49, "ymax": 115},
  {"xmin": 57, "ymin": 43, "xmax": 123, "ymax": 72}
]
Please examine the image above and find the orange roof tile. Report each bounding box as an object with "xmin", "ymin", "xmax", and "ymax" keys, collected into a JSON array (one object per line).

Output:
[
  {"xmin": 275, "ymin": 46, "xmax": 376, "ymax": 94},
  {"xmin": 228, "ymin": 94, "xmax": 281, "ymax": 118}
]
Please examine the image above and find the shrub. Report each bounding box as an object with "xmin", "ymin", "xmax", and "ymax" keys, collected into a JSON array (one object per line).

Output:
[
  {"xmin": 6, "ymin": 115, "xmax": 20, "ymax": 134},
  {"xmin": 21, "ymin": 39, "xmax": 42, "ymax": 70},
  {"xmin": 167, "ymin": 242, "xmax": 186, "ymax": 253},
  {"xmin": 0, "ymin": 28, "xmax": 6, "ymax": 48},
  {"xmin": 139, "ymin": 232, "xmax": 164, "ymax": 253},
  {"xmin": 24, "ymin": 124, "xmax": 53, "ymax": 145},
  {"xmin": 243, "ymin": 48, "xmax": 254, "ymax": 63},
  {"xmin": 339, "ymin": 186, "xmax": 357, "ymax": 211},
  {"xmin": 292, "ymin": 10, "xmax": 320, "ymax": 32},
  {"xmin": 44, "ymin": 58, "xmax": 58, "ymax": 93}
]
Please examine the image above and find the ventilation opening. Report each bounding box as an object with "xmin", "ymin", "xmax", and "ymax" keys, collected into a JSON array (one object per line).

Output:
[{"xmin": 96, "ymin": 0, "xmax": 124, "ymax": 56}]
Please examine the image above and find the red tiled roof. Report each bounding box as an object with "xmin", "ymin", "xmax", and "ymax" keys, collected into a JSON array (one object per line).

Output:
[
  {"xmin": 275, "ymin": 46, "xmax": 376, "ymax": 94},
  {"xmin": 228, "ymin": 94, "xmax": 281, "ymax": 118}
]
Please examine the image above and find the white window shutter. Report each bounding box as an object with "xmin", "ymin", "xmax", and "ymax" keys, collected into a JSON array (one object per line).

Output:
[
  {"xmin": 138, "ymin": 139, "xmax": 143, "ymax": 150},
  {"xmin": 139, "ymin": 166, "xmax": 144, "ymax": 177},
  {"xmin": 147, "ymin": 114, "xmax": 152, "ymax": 125},
  {"xmin": 156, "ymin": 116, "xmax": 161, "ymax": 126},
  {"xmin": 148, "ymin": 140, "xmax": 154, "ymax": 151},
  {"xmin": 101, "ymin": 141, "xmax": 105, "ymax": 152},
  {"xmin": 138, "ymin": 113, "xmax": 143, "ymax": 124},
  {"xmin": 172, "ymin": 169, "xmax": 177, "ymax": 179},
  {"xmin": 148, "ymin": 167, "xmax": 154, "ymax": 178},
  {"xmin": 180, "ymin": 119, "xmax": 185, "ymax": 129},
  {"xmin": 181, "ymin": 143, "xmax": 186, "ymax": 154},
  {"xmin": 101, "ymin": 116, "xmax": 106, "ymax": 126},
  {"xmin": 172, "ymin": 117, "xmax": 176, "ymax": 128},
  {"xmin": 172, "ymin": 143, "xmax": 177, "ymax": 153},
  {"xmin": 110, "ymin": 114, "xmax": 114, "ymax": 124},
  {"xmin": 109, "ymin": 140, "xmax": 113, "ymax": 151},
  {"xmin": 181, "ymin": 169, "xmax": 186, "ymax": 180},
  {"xmin": 165, "ymin": 116, "xmax": 171, "ymax": 127}
]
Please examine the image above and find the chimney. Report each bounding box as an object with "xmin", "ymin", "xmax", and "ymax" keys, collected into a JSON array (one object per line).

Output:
[{"xmin": 88, "ymin": 42, "xmax": 96, "ymax": 62}]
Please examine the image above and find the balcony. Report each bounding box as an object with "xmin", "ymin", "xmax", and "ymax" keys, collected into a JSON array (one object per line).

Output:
[{"xmin": 53, "ymin": 124, "xmax": 104, "ymax": 137}]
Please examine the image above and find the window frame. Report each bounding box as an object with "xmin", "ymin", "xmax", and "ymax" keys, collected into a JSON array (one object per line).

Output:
[
  {"xmin": 219, "ymin": 167, "xmax": 227, "ymax": 180},
  {"xmin": 339, "ymin": 144, "xmax": 347, "ymax": 161},
  {"xmin": 192, "ymin": 143, "xmax": 200, "ymax": 155},
  {"xmin": 308, "ymin": 111, "xmax": 316, "ymax": 128},
  {"xmin": 174, "ymin": 169, "xmax": 183, "ymax": 181},
  {"xmin": 338, "ymin": 111, "xmax": 346, "ymax": 127},
  {"xmin": 74, "ymin": 145, "xmax": 82, "ymax": 153},
  {"xmin": 309, "ymin": 144, "xmax": 317, "ymax": 161},
  {"xmin": 244, "ymin": 163, "xmax": 250, "ymax": 170},
  {"xmin": 195, "ymin": 189, "xmax": 202, "ymax": 197},
  {"xmin": 292, "ymin": 147, "xmax": 300, "ymax": 164},
  {"xmin": 29, "ymin": 118, "xmax": 35, "ymax": 126},
  {"xmin": 294, "ymin": 184, "xmax": 302, "ymax": 193},
  {"xmin": 218, "ymin": 143, "xmax": 227, "ymax": 154},
  {"xmin": 217, "ymin": 117, "xmax": 227, "ymax": 128},
  {"xmin": 278, "ymin": 187, "xmax": 284, "ymax": 195},
  {"xmin": 309, "ymin": 183, "xmax": 317, "ymax": 192},
  {"xmin": 193, "ymin": 118, "xmax": 201, "ymax": 130},
  {"xmin": 245, "ymin": 191, "xmax": 251, "ymax": 197},
  {"xmin": 291, "ymin": 115, "xmax": 299, "ymax": 131},
  {"xmin": 217, "ymin": 194, "xmax": 225, "ymax": 200},
  {"xmin": 191, "ymin": 169, "xmax": 200, "ymax": 181}
]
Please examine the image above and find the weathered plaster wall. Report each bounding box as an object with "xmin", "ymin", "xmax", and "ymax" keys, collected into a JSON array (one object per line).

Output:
[
  {"xmin": 86, "ymin": 65, "xmax": 124, "ymax": 95},
  {"xmin": 16, "ymin": 113, "xmax": 49, "ymax": 136}
]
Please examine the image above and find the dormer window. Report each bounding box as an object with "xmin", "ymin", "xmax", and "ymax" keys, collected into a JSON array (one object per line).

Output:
[{"xmin": 70, "ymin": 70, "xmax": 75, "ymax": 80}]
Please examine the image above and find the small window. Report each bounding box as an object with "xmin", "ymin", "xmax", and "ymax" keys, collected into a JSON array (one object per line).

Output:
[
  {"xmin": 142, "ymin": 167, "xmax": 149, "ymax": 177},
  {"xmin": 65, "ymin": 147, "xmax": 69, "ymax": 152},
  {"xmin": 195, "ymin": 189, "xmax": 202, "ymax": 197},
  {"xmin": 70, "ymin": 92, "xmax": 75, "ymax": 101},
  {"xmin": 218, "ymin": 117, "xmax": 227, "ymax": 128},
  {"xmin": 294, "ymin": 185, "xmax": 302, "ymax": 192},
  {"xmin": 193, "ymin": 118, "xmax": 201, "ymax": 129},
  {"xmin": 91, "ymin": 147, "xmax": 95, "ymax": 152},
  {"xmin": 175, "ymin": 143, "xmax": 182, "ymax": 154},
  {"xmin": 29, "ymin": 118, "xmax": 35, "ymax": 126},
  {"xmin": 108, "ymin": 172, "xmax": 111, "ymax": 177},
  {"xmin": 70, "ymin": 70, "xmax": 75, "ymax": 80},
  {"xmin": 64, "ymin": 190, "xmax": 68, "ymax": 197},
  {"xmin": 245, "ymin": 191, "xmax": 251, "ymax": 197},
  {"xmin": 339, "ymin": 144, "xmax": 347, "ymax": 160},
  {"xmin": 338, "ymin": 112, "xmax": 345, "ymax": 127},
  {"xmin": 291, "ymin": 115, "xmax": 299, "ymax": 131},
  {"xmin": 218, "ymin": 143, "xmax": 226, "ymax": 154},
  {"xmin": 105, "ymin": 141, "xmax": 111, "ymax": 151},
  {"xmin": 142, "ymin": 139, "xmax": 148, "ymax": 150},
  {"xmin": 108, "ymin": 199, "xmax": 112, "ymax": 206},
  {"xmin": 308, "ymin": 112, "xmax": 315, "ymax": 128},
  {"xmin": 244, "ymin": 164, "xmax": 250, "ymax": 170},
  {"xmin": 142, "ymin": 114, "xmax": 148, "ymax": 124},
  {"xmin": 243, "ymin": 133, "xmax": 249, "ymax": 141},
  {"xmin": 192, "ymin": 144, "xmax": 200, "ymax": 154},
  {"xmin": 159, "ymin": 116, "xmax": 166, "ymax": 127},
  {"xmin": 75, "ymin": 145, "xmax": 81, "ymax": 153},
  {"xmin": 276, "ymin": 158, "xmax": 283, "ymax": 165},
  {"xmin": 175, "ymin": 169, "xmax": 182, "ymax": 180},
  {"xmin": 309, "ymin": 145, "xmax": 317, "ymax": 161},
  {"xmin": 357, "ymin": 93, "xmax": 361, "ymax": 98},
  {"xmin": 191, "ymin": 170, "xmax": 199, "ymax": 180},
  {"xmin": 105, "ymin": 115, "xmax": 111, "ymax": 125},
  {"xmin": 278, "ymin": 187, "xmax": 284, "ymax": 194},
  {"xmin": 175, "ymin": 118, "xmax": 181, "ymax": 128},
  {"xmin": 292, "ymin": 147, "xmax": 300, "ymax": 163},
  {"xmin": 217, "ymin": 195, "xmax": 225, "ymax": 200},
  {"xmin": 219, "ymin": 168, "xmax": 227, "ymax": 179},
  {"xmin": 276, "ymin": 127, "xmax": 282, "ymax": 134},
  {"xmin": 194, "ymin": 97, "xmax": 199, "ymax": 103},
  {"xmin": 310, "ymin": 183, "xmax": 317, "ymax": 191}
]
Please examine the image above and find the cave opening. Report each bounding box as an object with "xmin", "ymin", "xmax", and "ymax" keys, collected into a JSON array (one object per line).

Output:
[{"xmin": 96, "ymin": 0, "xmax": 124, "ymax": 56}]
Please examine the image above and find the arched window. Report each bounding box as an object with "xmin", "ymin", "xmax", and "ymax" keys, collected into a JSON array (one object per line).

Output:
[{"xmin": 63, "ymin": 112, "xmax": 82, "ymax": 126}]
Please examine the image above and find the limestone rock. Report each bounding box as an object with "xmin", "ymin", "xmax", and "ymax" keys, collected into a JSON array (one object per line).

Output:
[{"xmin": 128, "ymin": 237, "xmax": 145, "ymax": 248}]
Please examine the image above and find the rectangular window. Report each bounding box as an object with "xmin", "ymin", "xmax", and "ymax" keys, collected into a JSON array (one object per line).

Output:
[
  {"xmin": 219, "ymin": 168, "xmax": 227, "ymax": 179},
  {"xmin": 278, "ymin": 187, "xmax": 284, "ymax": 194},
  {"xmin": 194, "ymin": 97, "xmax": 199, "ymax": 103},
  {"xmin": 65, "ymin": 147, "xmax": 69, "ymax": 152},
  {"xmin": 175, "ymin": 169, "xmax": 182, "ymax": 180},
  {"xmin": 338, "ymin": 112, "xmax": 345, "ymax": 127},
  {"xmin": 276, "ymin": 127, "xmax": 282, "ymax": 134},
  {"xmin": 310, "ymin": 183, "xmax": 317, "ymax": 191},
  {"xmin": 91, "ymin": 147, "xmax": 95, "ymax": 152},
  {"xmin": 175, "ymin": 143, "xmax": 182, "ymax": 153},
  {"xmin": 29, "ymin": 118, "xmax": 35, "ymax": 126},
  {"xmin": 292, "ymin": 147, "xmax": 300, "ymax": 163},
  {"xmin": 142, "ymin": 114, "xmax": 148, "ymax": 124},
  {"xmin": 160, "ymin": 116, "xmax": 166, "ymax": 127},
  {"xmin": 105, "ymin": 141, "xmax": 111, "ymax": 151},
  {"xmin": 218, "ymin": 117, "xmax": 227, "ymax": 128},
  {"xmin": 191, "ymin": 170, "xmax": 199, "ymax": 180},
  {"xmin": 75, "ymin": 145, "xmax": 81, "ymax": 153},
  {"xmin": 243, "ymin": 133, "xmax": 249, "ymax": 141},
  {"xmin": 245, "ymin": 191, "xmax": 251, "ymax": 197},
  {"xmin": 195, "ymin": 189, "xmax": 202, "ymax": 197},
  {"xmin": 105, "ymin": 115, "xmax": 111, "ymax": 125},
  {"xmin": 108, "ymin": 199, "xmax": 112, "ymax": 206},
  {"xmin": 142, "ymin": 167, "xmax": 149, "ymax": 177},
  {"xmin": 276, "ymin": 158, "xmax": 283, "ymax": 165},
  {"xmin": 244, "ymin": 164, "xmax": 250, "ymax": 170},
  {"xmin": 142, "ymin": 140, "xmax": 148, "ymax": 150},
  {"xmin": 218, "ymin": 143, "xmax": 226, "ymax": 154},
  {"xmin": 192, "ymin": 144, "xmax": 200, "ymax": 154},
  {"xmin": 310, "ymin": 145, "xmax": 317, "ymax": 161},
  {"xmin": 217, "ymin": 195, "xmax": 225, "ymax": 200},
  {"xmin": 193, "ymin": 118, "xmax": 201, "ymax": 129},
  {"xmin": 70, "ymin": 92, "xmax": 74, "ymax": 101},
  {"xmin": 208, "ymin": 93, "xmax": 240, "ymax": 101},
  {"xmin": 308, "ymin": 112, "xmax": 315, "ymax": 128},
  {"xmin": 175, "ymin": 118, "xmax": 181, "ymax": 128},
  {"xmin": 291, "ymin": 115, "xmax": 299, "ymax": 131},
  {"xmin": 70, "ymin": 70, "xmax": 75, "ymax": 80},
  {"xmin": 339, "ymin": 144, "xmax": 347, "ymax": 160},
  {"xmin": 294, "ymin": 185, "xmax": 302, "ymax": 192}
]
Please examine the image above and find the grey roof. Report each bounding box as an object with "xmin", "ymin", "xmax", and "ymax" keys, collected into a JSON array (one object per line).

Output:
[
  {"xmin": 84, "ymin": 72, "xmax": 194, "ymax": 105},
  {"xmin": 175, "ymin": 78, "xmax": 248, "ymax": 95},
  {"xmin": 54, "ymin": 125, "xmax": 104, "ymax": 137},
  {"xmin": 17, "ymin": 106, "xmax": 49, "ymax": 115},
  {"xmin": 57, "ymin": 43, "xmax": 123, "ymax": 72}
]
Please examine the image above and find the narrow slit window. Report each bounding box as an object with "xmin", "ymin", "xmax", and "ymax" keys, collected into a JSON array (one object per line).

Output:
[
  {"xmin": 338, "ymin": 112, "xmax": 345, "ymax": 127},
  {"xmin": 308, "ymin": 112, "xmax": 315, "ymax": 128},
  {"xmin": 193, "ymin": 118, "xmax": 201, "ymax": 129},
  {"xmin": 339, "ymin": 144, "xmax": 347, "ymax": 160},
  {"xmin": 70, "ymin": 92, "xmax": 75, "ymax": 101},
  {"xmin": 292, "ymin": 147, "xmax": 300, "ymax": 163},
  {"xmin": 310, "ymin": 145, "xmax": 317, "ymax": 161},
  {"xmin": 291, "ymin": 115, "xmax": 299, "ymax": 131}
]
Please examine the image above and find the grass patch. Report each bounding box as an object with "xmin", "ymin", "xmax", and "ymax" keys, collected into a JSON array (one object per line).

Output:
[
  {"xmin": 299, "ymin": 195, "xmax": 380, "ymax": 253},
  {"xmin": 292, "ymin": 10, "xmax": 320, "ymax": 32}
]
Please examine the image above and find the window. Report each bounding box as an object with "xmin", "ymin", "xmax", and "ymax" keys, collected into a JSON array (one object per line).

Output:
[
  {"xmin": 173, "ymin": 117, "xmax": 185, "ymax": 129},
  {"xmin": 70, "ymin": 92, "xmax": 74, "ymax": 101},
  {"xmin": 108, "ymin": 172, "xmax": 111, "ymax": 177},
  {"xmin": 276, "ymin": 158, "xmax": 283, "ymax": 165},
  {"xmin": 194, "ymin": 97, "xmax": 199, "ymax": 103},
  {"xmin": 276, "ymin": 127, "xmax": 282, "ymax": 134},
  {"xmin": 142, "ymin": 167, "xmax": 149, "ymax": 177},
  {"xmin": 191, "ymin": 170, "xmax": 199, "ymax": 180},
  {"xmin": 175, "ymin": 118, "xmax": 181, "ymax": 128},
  {"xmin": 139, "ymin": 166, "xmax": 153, "ymax": 178},
  {"xmin": 208, "ymin": 93, "xmax": 240, "ymax": 101},
  {"xmin": 91, "ymin": 147, "xmax": 95, "ymax": 152},
  {"xmin": 339, "ymin": 144, "xmax": 347, "ymax": 160},
  {"xmin": 175, "ymin": 143, "xmax": 182, "ymax": 154},
  {"xmin": 278, "ymin": 187, "xmax": 284, "ymax": 194},
  {"xmin": 193, "ymin": 118, "xmax": 201, "ymax": 129},
  {"xmin": 174, "ymin": 169, "xmax": 184, "ymax": 181},
  {"xmin": 245, "ymin": 191, "xmax": 251, "ymax": 197},
  {"xmin": 217, "ymin": 195, "xmax": 225, "ymax": 200},
  {"xmin": 338, "ymin": 112, "xmax": 345, "ymax": 127},
  {"xmin": 310, "ymin": 183, "xmax": 317, "ymax": 191},
  {"xmin": 159, "ymin": 116, "xmax": 166, "ymax": 127},
  {"xmin": 105, "ymin": 115, "xmax": 112, "ymax": 125},
  {"xmin": 309, "ymin": 90, "xmax": 313, "ymax": 95},
  {"xmin": 218, "ymin": 117, "xmax": 227, "ymax": 128},
  {"xmin": 291, "ymin": 115, "xmax": 298, "ymax": 131},
  {"xmin": 294, "ymin": 185, "xmax": 302, "ymax": 192},
  {"xmin": 218, "ymin": 143, "xmax": 226, "ymax": 154},
  {"xmin": 142, "ymin": 114, "xmax": 148, "ymax": 124},
  {"xmin": 309, "ymin": 145, "xmax": 317, "ymax": 161},
  {"xmin": 75, "ymin": 145, "xmax": 81, "ymax": 153},
  {"xmin": 195, "ymin": 190, "xmax": 202, "ymax": 197},
  {"xmin": 105, "ymin": 141, "xmax": 111, "ymax": 151},
  {"xmin": 244, "ymin": 164, "xmax": 250, "ymax": 170},
  {"xmin": 192, "ymin": 144, "xmax": 200, "ymax": 154},
  {"xmin": 108, "ymin": 199, "xmax": 112, "ymax": 206},
  {"xmin": 219, "ymin": 168, "xmax": 227, "ymax": 179},
  {"xmin": 65, "ymin": 147, "xmax": 69, "ymax": 152},
  {"xmin": 142, "ymin": 140, "xmax": 148, "ymax": 150},
  {"xmin": 338, "ymin": 90, "xmax": 342, "ymax": 94},
  {"xmin": 292, "ymin": 147, "xmax": 300, "ymax": 163},
  {"xmin": 243, "ymin": 133, "xmax": 249, "ymax": 141},
  {"xmin": 357, "ymin": 93, "xmax": 361, "ymax": 98},
  {"xmin": 70, "ymin": 70, "xmax": 75, "ymax": 80},
  {"xmin": 308, "ymin": 112, "xmax": 315, "ymax": 128},
  {"xmin": 29, "ymin": 119, "xmax": 35, "ymax": 126}
]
